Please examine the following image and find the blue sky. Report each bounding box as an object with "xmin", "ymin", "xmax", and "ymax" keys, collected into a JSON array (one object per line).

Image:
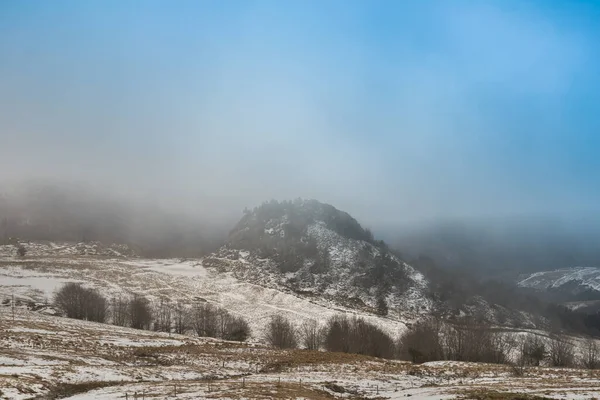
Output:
[{"xmin": 1, "ymin": 0, "xmax": 599, "ymax": 225}]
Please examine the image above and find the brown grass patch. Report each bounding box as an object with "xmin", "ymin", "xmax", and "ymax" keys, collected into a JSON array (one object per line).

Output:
[
  {"xmin": 203, "ymin": 381, "xmax": 338, "ymax": 400},
  {"xmin": 40, "ymin": 381, "xmax": 122, "ymax": 399},
  {"xmin": 457, "ymin": 389, "xmax": 555, "ymax": 399}
]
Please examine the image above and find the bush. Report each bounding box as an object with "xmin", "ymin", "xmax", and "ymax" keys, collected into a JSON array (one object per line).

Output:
[
  {"xmin": 153, "ymin": 297, "xmax": 172, "ymax": 332},
  {"xmin": 129, "ymin": 295, "xmax": 152, "ymax": 330},
  {"xmin": 300, "ymin": 319, "xmax": 325, "ymax": 350},
  {"xmin": 582, "ymin": 338, "xmax": 600, "ymax": 369},
  {"xmin": 399, "ymin": 320, "xmax": 443, "ymax": 363},
  {"xmin": 54, "ymin": 283, "xmax": 107, "ymax": 322},
  {"xmin": 548, "ymin": 335, "xmax": 575, "ymax": 367},
  {"xmin": 111, "ymin": 296, "xmax": 130, "ymax": 327},
  {"xmin": 190, "ymin": 303, "xmax": 219, "ymax": 338},
  {"xmin": 16, "ymin": 245, "xmax": 26, "ymax": 257},
  {"xmin": 173, "ymin": 301, "xmax": 189, "ymax": 335},
  {"xmin": 190, "ymin": 302, "xmax": 250, "ymax": 341},
  {"xmin": 324, "ymin": 315, "xmax": 352, "ymax": 353},
  {"xmin": 222, "ymin": 315, "xmax": 251, "ymax": 342},
  {"xmin": 520, "ymin": 334, "xmax": 546, "ymax": 366},
  {"xmin": 265, "ymin": 314, "xmax": 298, "ymax": 349},
  {"xmin": 442, "ymin": 317, "xmax": 511, "ymax": 364},
  {"xmin": 323, "ymin": 315, "xmax": 395, "ymax": 359}
]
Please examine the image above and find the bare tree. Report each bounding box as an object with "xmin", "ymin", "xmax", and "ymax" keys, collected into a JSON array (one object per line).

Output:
[
  {"xmin": 442, "ymin": 317, "xmax": 509, "ymax": 364},
  {"xmin": 191, "ymin": 303, "xmax": 219, "ymax": 338},
  {"xmin": 173, "ymin": 301, "xmax": 189, "ymax": 335},
  {"xmin": 324, "ymin": 315, "xmax": 352, "ymax": 353},
  {"xmin": 300, "ymin": 319, "xmax": 324, "ymax": 350},
  {"xmin": 265, "ymin": 314, "xmax": 298, "ymax": 349},
  {"xmin": 582, "ymin": 338, "xmax": 600, "ymax": 369},
  {"xmin": 111, "ymin": 295, "xmax": 130, "ymax": 327},
  {"xmin": 549, "ymin": 335, "xmax": 575, "ymax": 367},
  {"xmin": 153, "ymin": 297, "xmax": 172, "ymax": 332},
  {"xmin": 349, "ymin": 317, "xmax": 395, "ymax": 359},
  {"xmin": 399, "ymin": 320, "xmax": 443, "ymax": 363},
  {"xmin": 54, "ymin": 283, "xmax": 107, "ymax": 323},
  {"xmin": 129, "ymin": 294, "xmax": 152, "ymax": 330}
]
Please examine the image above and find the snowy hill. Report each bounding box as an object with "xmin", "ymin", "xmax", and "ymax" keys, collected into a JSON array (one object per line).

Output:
[
  {"xmin": 518, "ymin": 267, "xmax": 600, "ymax": 297},
  {"xmin": 0, "ymin": 241, "xmax": 137, "ymax": 258},
  {"xmin": 206, "ymin": 199, "xmax": 432, "ymax": 318},
  {"xmin": 0, "ymin": 253, "xmax": 415, "ymax": 340}
]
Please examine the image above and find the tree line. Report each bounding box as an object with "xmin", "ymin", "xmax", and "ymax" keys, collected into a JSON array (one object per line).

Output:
[
  {"xmin": 52, "ymin": 283, "xmax": 600, "ymax": 369},
  {"xmin": 53, "ymin": 283, "xmax": 250, "ymax": 341},
  {"xmin": 399, "ymin": 317, "xmax": 600, "ymax": 370}
]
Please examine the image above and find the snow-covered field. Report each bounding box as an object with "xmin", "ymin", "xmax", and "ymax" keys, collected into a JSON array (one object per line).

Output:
[
  {"xmin": 2, "ymin": 245, "xmax": 600, "ymax": 399},
  {"xmin": 1, "ymin": 308, "xmax": 600, "ymax": 400},
  {"xmin": 0, "ymin": 245, "xmax": 411, "ymax": 339}
]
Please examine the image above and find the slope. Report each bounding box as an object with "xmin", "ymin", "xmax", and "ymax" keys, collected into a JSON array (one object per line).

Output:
[{"xmin": 207, "ymin": 199, "xmax": 432, "ymax": 318}]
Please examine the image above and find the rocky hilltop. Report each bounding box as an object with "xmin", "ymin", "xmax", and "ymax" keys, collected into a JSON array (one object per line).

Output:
[{"xmin": 203, "ymin": 199, "xmax": 432, "ymax": 318}]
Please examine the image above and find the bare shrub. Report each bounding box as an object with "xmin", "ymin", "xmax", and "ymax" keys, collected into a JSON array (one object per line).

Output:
[
  {"xmin": 548, "ymin": 335, "xmax": 575, "ymax": 367},
  {"xmin": 582, "ymin": 338, "xmax": 600, "ymax": 369},
  {"xmin": 324, "ymin": 315, "xmax": 352, "ymax": 353},
  {"xmin": 300, "ymin": 319, "xmax": 324, "ymax": 350},
  {"xmin": 189, "ymin": 302, "xmax": 250, "ymax": 341},
  {"xmin": 265, "ymin": 314, "xmax": 298, "ymax": 349},
  {"xmin": 191, "ymin": 303, "xmax": 219, "ymax": 338},
  {"xmin": 510, "ymin": 360, "xmax": 527, "ymax": 377},
  {"xmin": 153, "ymin": 297, "xmax": 172, "ymax": 332},
  {"xmin": 350, "ymin": 317, "xmax": 395, "ymax": 359},
  {"xmin": 399, "ymin": 320, "xmax": 443, "ymax": 363},
  {"xmin": 520, "ymin": 334, "xmax": 546, "ymax": 366},
  {"xmin": 54, "ymin": 283, "xmax": 107, "ymax": 323},
  {"xmin": 442, "ymin": 317, "xmax": 509, "ymax": 364},
  {"xmin": 111, "ymin": 295, "xmax": 130, "ymax": 327},
  {"xmin": 221, "ymin": 314, "xmax": 251, "ymax": 342},
  {"xmin": 17, "ymin": 245, "xmax": 26, "ymax": 257},
  {"xmin": 376, "ymin": 296, "xmax": 388, "ymax": 316},
  {"xmin": 173, "ymin": 301, "xmax": 189, "ymax": 335},
  {"xmin": 323, "ymin": 315, "xmax": 395, "ymax": 359},
  {"xmin": 129, "ymin": 294, "xmax": 152, "ymax": 330}
]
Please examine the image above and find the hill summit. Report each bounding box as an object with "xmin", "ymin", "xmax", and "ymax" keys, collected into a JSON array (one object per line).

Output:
[{"xmin": 204, "ymin": 199, "xmax": 431, "ymax": 317}]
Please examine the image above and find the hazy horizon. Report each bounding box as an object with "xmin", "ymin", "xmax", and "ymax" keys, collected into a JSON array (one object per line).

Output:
[{"xmin": 2, "ymin": 1, "xmax": 600, "ymax": 229}]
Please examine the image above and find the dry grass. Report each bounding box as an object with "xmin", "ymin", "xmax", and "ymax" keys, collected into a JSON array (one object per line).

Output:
[
  {"xmin": 38, "ymin": 381, "xmax": 122, "ymax": 399},
  {"xmin": 202, "ymin": 381, "xmax": 338, "ymax": 400},
  {"xmin": 456, "ymin": 389, "xmax": 555, "ymax": 399}
]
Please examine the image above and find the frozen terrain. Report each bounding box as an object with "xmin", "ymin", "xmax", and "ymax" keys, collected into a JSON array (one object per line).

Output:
[
  {"xmin": 519, "ymin": 267, "xmax": 600, "ymax": 294},
  {"xmin": 0, "ymin": 243, "xmax": 413, "ymax": 339},
  {"xmin": 1, "ymin": 307, "xmax": 600, "ymax": 400}
]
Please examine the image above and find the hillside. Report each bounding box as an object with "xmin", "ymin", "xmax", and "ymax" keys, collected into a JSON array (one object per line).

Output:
[
  {"xmin": 204, "ymin": 199, "xmax": 432, "ymax": 318},
  {"xmin": 3, "ymin": 307, "xmax": 600, "ymax": 400},
  {"xmin": 0, "ymin": 199, "xmax": 551, "ymax": 329},
  {"xmin": 519, "ymin": 267, "xmax": 600, "ymax": 296},
  {"xmin": 0, "ymin": 244, "xmax": 412, "ymax": 340}
]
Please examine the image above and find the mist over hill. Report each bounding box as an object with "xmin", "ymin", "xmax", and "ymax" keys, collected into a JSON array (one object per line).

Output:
[
  {"xmin": 385, "ymin": 218, "xmax": 600, "ymax": 278},
  {"xmin": 0, "ymin": 182, "xmax": 227, "ymax": 257}
]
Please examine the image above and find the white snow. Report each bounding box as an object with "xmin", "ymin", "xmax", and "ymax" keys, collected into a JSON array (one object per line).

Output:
[{"xmin": 519, "ymin": 267, "xmax": 600, "ymax": 292}]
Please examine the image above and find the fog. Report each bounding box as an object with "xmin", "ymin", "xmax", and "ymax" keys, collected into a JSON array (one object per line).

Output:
[{"xmin": 1, "ymin": 1, "xmax": 600, "ymax": 236}]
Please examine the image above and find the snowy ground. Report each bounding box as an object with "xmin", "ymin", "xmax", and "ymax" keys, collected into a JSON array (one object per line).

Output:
[
  {"xmin": 2, "ymin": 246, "xmax": 600, "ymax": 399},
  {"xmin": 1, "ymin": 308, "xmax": 600, "ymax": 400},
  {"xmin": 519, "ymin": 266, "xmax": 600, "ymax": 293},
  {"xmin": 0, "ymin": 250, "xmax": 412, "ymax": 338}
]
